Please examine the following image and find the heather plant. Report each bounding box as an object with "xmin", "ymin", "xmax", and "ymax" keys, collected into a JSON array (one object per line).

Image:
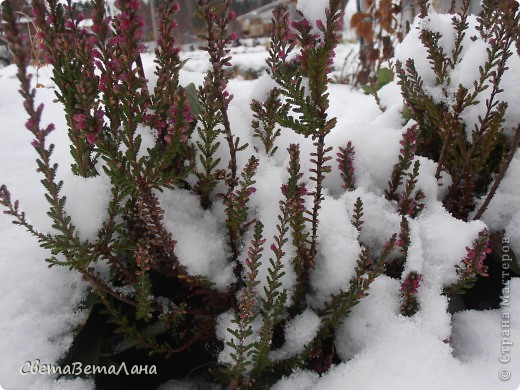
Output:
[
  {"xmin": 397, "ymin": 0, "xmax": 520, "ymax": 221},
  {"xmin": 0, "ymin": 0, "xmax": 518, "ymax": 388},
  {"xmin": 391, "ymin": 0, "xmax": 519, "ymax": 313}
]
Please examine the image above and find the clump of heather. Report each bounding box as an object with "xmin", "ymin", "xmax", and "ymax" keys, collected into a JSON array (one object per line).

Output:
[{"xmin": 0, "ymin": 0, "xmax": 516, "ymax": 388}]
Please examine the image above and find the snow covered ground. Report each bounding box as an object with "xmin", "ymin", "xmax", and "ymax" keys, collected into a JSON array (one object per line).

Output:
[{"xmin": 1, "ymin": 9, "xmax": 520, "ymax": 390}]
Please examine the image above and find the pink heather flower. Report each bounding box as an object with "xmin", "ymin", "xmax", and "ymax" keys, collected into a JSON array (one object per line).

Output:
[
  {"xmin": 99, "ymin": 74, "xmax": 109, "ymax": 92},
  {"xmin": 316, "ymin": 19, "xmax": 324, "ymax": 30},
  {"xmin": 31, "ymin": 139, "xmax": 40, "ymax": 148},
  {"xmin": 337, "ymin": 16, "xmax": 344, "ymax": 30},
  {"xmin": 248, "ymin": 187, "xmax": 257, "ymax": 195},
  {"xmin": 86, "ymin": 133, "xmax": 97, "ymax": 144},
  {"xmin": 401, "ymin": 273, "xmax": 422, "ymax": 293},
  {"xmin": 400, "ymin": 129, "xmax": 417, "ymax": 154},
  {"xmin": 229, "ymin": 33, "xmax": 238, "ymax": 41},
  {"xmin": 229, "ymin": 11, "xmax": 237, "ymax": 21},
  {"xmin": 172, "ymin": 3, "xmax": 180, "ymax": 12},
  {"xmin": 25, "ymin": 118, "xmax": 36, "ymax": 130},
  {"xmin": 270, "ymin": 244, "xmax": 277, "ymax": 252},
  {"xmin": 45, "ymin": 123, "xmax": 56, "ymax": 134},
  {"xmin": 65, "ymin": 20, "xmax": 74, "ymax": 29},
  {"xmin": 72, "ymin": 113, "xmax": 87, "ymax": 130}
]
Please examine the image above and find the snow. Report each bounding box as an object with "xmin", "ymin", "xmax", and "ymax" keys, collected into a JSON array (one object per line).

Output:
[
  {"xmin": 405, "ymin": 203, "xmax": 487, "ymax": 287},
  {"xmin": 479, "ymin": 154, "xmax": 520, "ymax": 255},
  {"xmin": 0, "ymin": 65, "xmax": 94, "ymax": 390},
  {"xmin": 1, "ymin": 5, "xmax": 519, "ymax": 390},
  {"xmin": 296, "ymin": 0, "xmax": 329, "ymax": 35},
  {"xmin": 275, "ymin": 277, "xmax": 520, "ymax": 390},
  {"xmin": 310, "ymin": 196, "xmax": 361, "ymax": 302},
  {"xmin": 159, "ymin": 189, "xmax": 234, "ymax": 290},
  {"xmin": 61, "ymin": 174, "xmax": 112, "ymax": 241},
  {"xmin": 242, "ymin": 156, "xmax": 297, "ymax": 300},
  {"xmin": 215, "ymin": 310, "xmax": 262, "ymax": 368},
  {"xmin": 270, "ymin": 309, "xmax": 321, "ymax": 361},
  {"xmin": 343, "ymin": 189, "xmax": 400, "ymax": 253}
]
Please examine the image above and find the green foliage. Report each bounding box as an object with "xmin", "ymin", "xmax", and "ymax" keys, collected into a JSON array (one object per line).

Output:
[
  {"xmin": 337, "ymin": 141, "xmax": 356, "ymax": 191},
  {"xmin": 251, "ymin": 88, "xmax": 285, "ymax": 156},
  {"xmin": 351, "ymin": 197, "xmax": 364, "ymax": 233}
]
